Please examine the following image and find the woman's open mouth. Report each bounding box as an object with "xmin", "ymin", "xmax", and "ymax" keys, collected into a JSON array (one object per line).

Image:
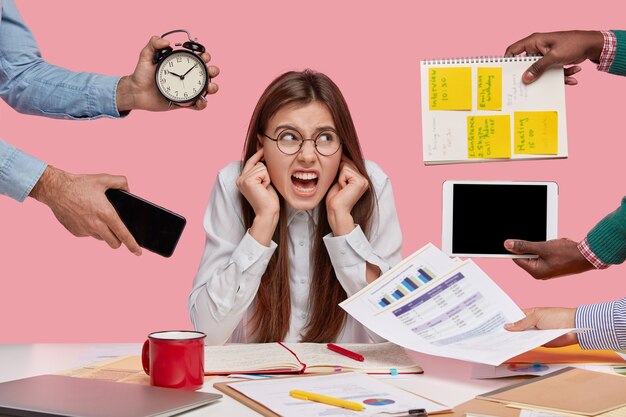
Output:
[{"xmin": 291, "ymin": 171, "xmax": 319, "ymax": 195}]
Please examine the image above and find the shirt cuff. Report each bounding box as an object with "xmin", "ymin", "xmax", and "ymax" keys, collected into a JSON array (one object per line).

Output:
[
  {"xmin": 95, "ymin": 75, "xmax": 125, "ymax": 118},
  {"xmin": 576, "ymin": 301, "xmax": 624, "ymax": 350},
  {"xmin": 598, "ymin": 31, "xmax": 617, "ymax": 72},
  {"xmin": 0, "ymin": 141, "xmax": 47, "ymax": 202},
  {"xmin": 231, "ymin": 230, "xmax": 277, "ymax": 275},
  {"xmin": 578, "ymin": 237, "xmax": 610, "ymax": 269},
  {"xmin": 323, "ymin": 225, "xmax": 389, "ymax": 270},
  {"xmin": 112, "ymin": 76, "xmax": 130, "ymax": 118}
]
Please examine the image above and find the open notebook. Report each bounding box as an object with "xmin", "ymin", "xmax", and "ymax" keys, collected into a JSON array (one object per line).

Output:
[
  {"xmin": 203, "ymin": 341, "xmax": 422, "ymax": 375},
  {"xmin": 420, "ymin": 55, "xmax": 568, "ymax": 164}
]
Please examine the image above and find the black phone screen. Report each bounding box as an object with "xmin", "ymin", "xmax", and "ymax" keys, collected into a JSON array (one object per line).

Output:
[
  {"xmin": 452, "ymin": 184, "xmax": 547, "ymax": 255},
  {"xmin": 105, "ymin": 189, "xmax": 186, "ymax": 257}
]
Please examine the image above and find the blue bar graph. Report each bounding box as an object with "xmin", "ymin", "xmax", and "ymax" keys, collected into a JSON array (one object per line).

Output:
[
  {"xmin": 402, "ymin": 277, "xmax": 418, "ymax": 290},
  {"xmin": 417, "ymin": 268, "xmax": 433, "ymax": 283},
  {"xmin": 379, "ymin": 297, "xmax": 392, "ymax": 307}
]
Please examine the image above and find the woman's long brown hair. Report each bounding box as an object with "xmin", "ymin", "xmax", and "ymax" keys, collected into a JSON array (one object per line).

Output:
[{"xmin": 241, "ymin": 70, "xmax": 374, "ymax": 342}]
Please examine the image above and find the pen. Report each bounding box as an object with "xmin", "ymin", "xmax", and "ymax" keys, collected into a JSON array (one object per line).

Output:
[
  {"xmin": 289, "ymin": 389, "xmax": 365, "ymax": 411},
  {"xmin": 506, "ymin": 361, "xmax": 545, "ymax": 371},
  {"xmin": 386, "ymin": 409, "xmax": 428, "ymax": 417},
  {"xmin": 327, "ymin": 343, "xmax": 365, "ymax": 362}
]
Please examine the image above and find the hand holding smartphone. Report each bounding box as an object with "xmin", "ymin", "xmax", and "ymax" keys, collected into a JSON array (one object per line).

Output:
[{"xmin": 105, "ymin": 189, "xmax": 186, "ymax": 257}]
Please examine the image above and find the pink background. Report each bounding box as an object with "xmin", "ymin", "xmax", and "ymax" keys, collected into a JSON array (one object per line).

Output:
[{"xmin": 1, "ymin": 0, "xmax": 625, "ymax": 342}]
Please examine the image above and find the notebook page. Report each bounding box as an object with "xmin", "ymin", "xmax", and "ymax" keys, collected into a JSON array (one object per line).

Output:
[
  {"xmin": 284, "ymin": 342, "xmax": 422, "ymax": 373},
  {"xmin": 420, "ymin": 56, "xmax": 568, "ymax": 164},
  {"xmin": 204, "ymin": 343, "xmax": 300, "ymax": 374}
]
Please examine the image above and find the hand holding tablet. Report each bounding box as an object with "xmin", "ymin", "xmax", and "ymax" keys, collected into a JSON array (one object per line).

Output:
[
  {"xmin": 504, "ymin": 238, "xmax": 595, "ymax": 279},
  {"xmin": 442, "ymin": 181, "xmax": 558, "ymax": 258}
]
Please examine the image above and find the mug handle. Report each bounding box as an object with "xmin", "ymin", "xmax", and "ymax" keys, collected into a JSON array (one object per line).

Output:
[{"xmin": 141, "ymin": 339, "xmax": 151, "ymax": 375}]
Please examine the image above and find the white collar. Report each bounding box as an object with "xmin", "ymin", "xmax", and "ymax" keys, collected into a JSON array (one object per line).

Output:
[{"xmin": 286, "ymin": 204, "xmax": 319, "ymax": 227}]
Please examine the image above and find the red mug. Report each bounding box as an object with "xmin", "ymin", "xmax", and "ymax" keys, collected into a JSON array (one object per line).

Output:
[{"xmin": 142, "ymin": 330, "xmax": 206, "ymax": 390}]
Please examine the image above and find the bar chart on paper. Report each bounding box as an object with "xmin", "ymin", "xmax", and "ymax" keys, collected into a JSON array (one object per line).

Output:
[
  {"xmin": 341, "ymin": 246, "xmax": 575, "ymax": 365},
  {"xmin": 378, "ymin": 269, "xmax": 435, "ymax": 307},
  {"xmin": 366, "ymin": 244, "xmax": 458, "ymax": 312}
]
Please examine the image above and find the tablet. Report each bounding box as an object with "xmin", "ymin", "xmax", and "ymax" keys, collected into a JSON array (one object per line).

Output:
[{"xmin": 442, "ymin": 181, "xmax": 558, "ymax": 258}]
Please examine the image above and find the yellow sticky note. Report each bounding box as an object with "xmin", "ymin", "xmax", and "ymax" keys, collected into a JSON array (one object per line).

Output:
[
  {"xmin": 467, "ymin": 115, "xmax": 511, "ymax": 159},
  {"xmin": 514, "ymin": 111, "xmax": 558, "ymax": 154},
  {"xmin": 477, "ymin": 67, "xmax": 502, "ymax": 110},
  {"xmin": 429, "ymin": 67, "xmax": 472, "ymax": 110}
]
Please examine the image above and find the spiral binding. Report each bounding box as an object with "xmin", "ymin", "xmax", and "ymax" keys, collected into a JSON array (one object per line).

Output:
[{"xmin": 421, "ymin": 55, "xmax": 540, "ymax": 65}]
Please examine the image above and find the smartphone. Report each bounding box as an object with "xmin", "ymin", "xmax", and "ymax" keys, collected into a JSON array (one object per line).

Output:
[{"xmin": 105, "ymin": 189, "xmax": 186, "ymax": 257}]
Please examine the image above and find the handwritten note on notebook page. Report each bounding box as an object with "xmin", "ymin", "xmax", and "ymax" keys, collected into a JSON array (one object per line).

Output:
[
  {"xmin": 203, "ymin": 341, "xmax": 422, "ymax": 375},
  {"xmin": 420, "ymin": 56, "xmax": 567, "ymax": 164}
]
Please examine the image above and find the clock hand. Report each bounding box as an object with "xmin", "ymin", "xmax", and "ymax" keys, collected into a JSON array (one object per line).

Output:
[
  {"xmin": 167, "ymin": 70, "xmax": 183, "ymax": 79},
  {"xmin": 182, "ymin": 63, "xmax": 199, "ymax": 78}
]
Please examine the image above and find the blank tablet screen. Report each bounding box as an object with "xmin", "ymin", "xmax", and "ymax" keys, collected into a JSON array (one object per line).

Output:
[{"xmin": 452, "ymin": 184, "xmax": 547, "ymax": 255}]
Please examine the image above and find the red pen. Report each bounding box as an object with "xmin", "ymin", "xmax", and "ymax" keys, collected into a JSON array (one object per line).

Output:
[{"xmin": 326, "ymin": 343, "xmax": 364, "ymax": 362}]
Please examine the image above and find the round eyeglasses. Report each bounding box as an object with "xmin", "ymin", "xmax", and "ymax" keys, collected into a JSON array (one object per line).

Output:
[{"xmin": 262, "ymin": 129, "xmax": 343, "ymax": 156}]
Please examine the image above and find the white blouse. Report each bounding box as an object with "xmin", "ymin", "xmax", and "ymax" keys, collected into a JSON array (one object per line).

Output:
[{"xmin": 188, "ymin": 160, "xmax": 403, "ymax": 345}]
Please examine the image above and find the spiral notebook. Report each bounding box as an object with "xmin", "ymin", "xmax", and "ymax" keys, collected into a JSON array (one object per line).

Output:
[{"xmin": 420, "ymin": 56, "xmax": 568, "ymax": 164}]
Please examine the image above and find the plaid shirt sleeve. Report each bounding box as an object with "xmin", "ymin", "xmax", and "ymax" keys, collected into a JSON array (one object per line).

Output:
[
  {"xmin": 598, "ymin": 30, "xmax": 617, "ymax": 72},
  {"xmin": 578, "ymin": 238, "xmax": 610, "ymax": 269}
]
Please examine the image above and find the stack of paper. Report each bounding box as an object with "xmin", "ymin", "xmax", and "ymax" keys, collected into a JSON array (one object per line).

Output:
[
  {"xmin": 473, "ymin": 344, "xmax": 626, "ymax": 379},
  {"xmin": 477, "ymin": 367, "xmax": 626, "ymax": 416}
]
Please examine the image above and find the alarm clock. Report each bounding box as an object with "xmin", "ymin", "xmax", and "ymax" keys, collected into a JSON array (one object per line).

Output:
[{"xmin": 153, "ymin": 29, "xmax": 209, "ymax": 106}]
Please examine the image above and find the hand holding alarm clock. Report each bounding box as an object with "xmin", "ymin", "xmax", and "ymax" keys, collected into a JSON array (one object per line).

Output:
[{"xmin": 153, "ymin": 29, "xmax": 219, "ymax": 108}]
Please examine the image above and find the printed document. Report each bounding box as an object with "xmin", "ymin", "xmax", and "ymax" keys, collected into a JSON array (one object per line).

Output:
[
  {"xmin": 228, "ymin": 372, "xmax": 450, "ymax": 417},
  {"xmin": 340, "ymin": 244, "xmax": 573, "ymax": 365}
]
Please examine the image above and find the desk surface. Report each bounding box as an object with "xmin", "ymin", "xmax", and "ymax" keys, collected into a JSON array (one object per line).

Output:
[{"xmin": 0, "ymin": 344, "xmax": 524, "ymax": 416}]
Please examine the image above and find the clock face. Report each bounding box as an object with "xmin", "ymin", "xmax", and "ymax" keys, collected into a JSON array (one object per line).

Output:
[{"xmin": 156, "ymin": 50, "xmax": 208, "ymax": 103}]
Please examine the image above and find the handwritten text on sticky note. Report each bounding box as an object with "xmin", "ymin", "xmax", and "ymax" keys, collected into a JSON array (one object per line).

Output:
[
  {"xmin": 514, "ymin": 111, "xmax": 558, "ymax": 154},
  {"xmin": 477, "ymin": 67, "xmax": 502, "ymax": 110},
  {"xmin": 429, "ymin": 67, "xmax": 472, "ymax": 110},
  {"xmin": 467, "ymin": 115, "xmax": 511, "ymax": 159}
]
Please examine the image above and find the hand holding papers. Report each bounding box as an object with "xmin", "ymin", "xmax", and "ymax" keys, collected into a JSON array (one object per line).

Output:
[{"xmin": 340, "ymin": 243, "xmax": 575, "ymax": 365}]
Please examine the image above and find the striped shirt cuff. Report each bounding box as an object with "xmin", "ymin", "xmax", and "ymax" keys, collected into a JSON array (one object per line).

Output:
[
  {"xmin": 578, "ymin": 238, "xmax": 610, "ymax": 269},
  {"xmin": 576, "ymin": 298, "xmax": 626, "ymax": 350},
  {"xmin": 598, "ymin": 30, "xmax": 617, "ymax": 72}
]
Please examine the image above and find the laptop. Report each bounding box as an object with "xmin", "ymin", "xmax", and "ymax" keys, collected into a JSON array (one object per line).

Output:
[{"xmin": 0, "ymin": 374, "xmax": 222, "ymax": 417}]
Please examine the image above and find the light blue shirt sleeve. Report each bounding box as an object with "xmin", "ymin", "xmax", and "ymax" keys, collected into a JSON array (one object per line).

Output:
[
  {"xmin": 0, "ymin": 138, "xmax": 46, "ymax": 201},
  {"xmin": 0, "ymin": 0, "xmax": 122, "ymax": 119},
  {"xmin": 0, "ymin": 0, "xmax": 123, "ymax": 201}
]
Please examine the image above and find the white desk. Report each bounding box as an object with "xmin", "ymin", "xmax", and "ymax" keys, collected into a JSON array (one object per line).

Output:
[{"xmin": 0, "ymin": 344, "xmax": 524, "ymax": 416}]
